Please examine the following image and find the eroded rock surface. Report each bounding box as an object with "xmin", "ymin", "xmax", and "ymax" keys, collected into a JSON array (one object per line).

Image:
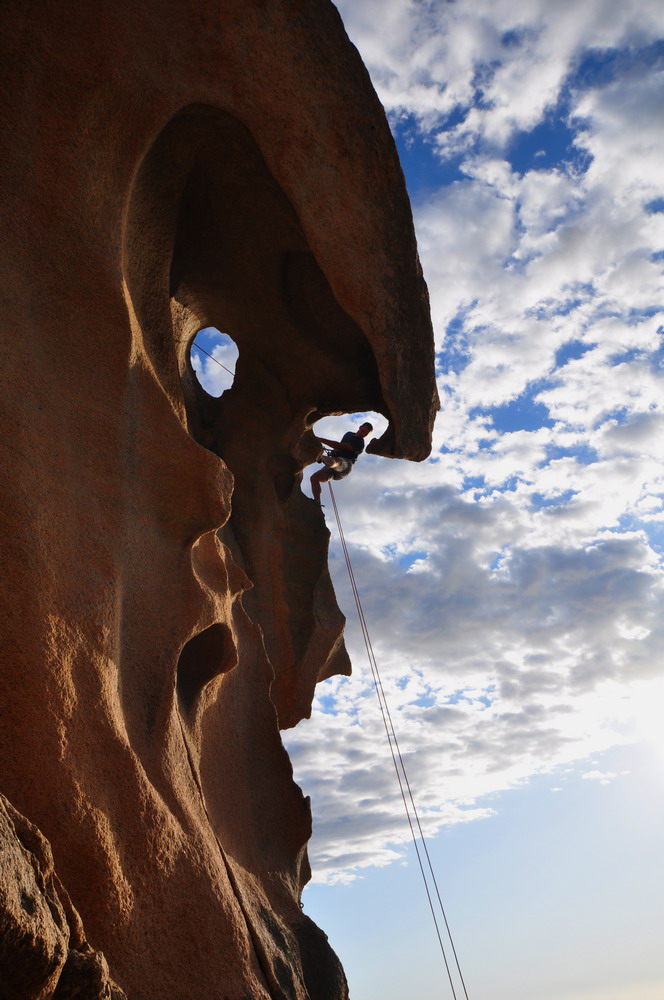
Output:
[
  {"xmin": 0, "ymin": 2, "xmax": 437, "ymax": 997},
  {"xmin": 0, "ymin": 794, "xmax": 127, "ymax": 1000}
]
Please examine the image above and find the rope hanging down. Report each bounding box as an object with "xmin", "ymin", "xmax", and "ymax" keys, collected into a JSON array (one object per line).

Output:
[
  {"xmin": 328, "ymin": 482, "xmax": 470, "ymax": 1000},
  {"xmin": 185, "ymin": 352, "xmax": 469, "ymax": 993}
]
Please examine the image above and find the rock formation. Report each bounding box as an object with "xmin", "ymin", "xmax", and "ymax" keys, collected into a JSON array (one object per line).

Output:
[{"xmin": 0, "ymin": 2, "xmax": 438, "ymax": 998}]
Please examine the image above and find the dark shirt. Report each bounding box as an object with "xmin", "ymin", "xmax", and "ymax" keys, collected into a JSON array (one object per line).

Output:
[{"xmin": 331, "ymin": 432, "xmax": 365, "ymax": 464}]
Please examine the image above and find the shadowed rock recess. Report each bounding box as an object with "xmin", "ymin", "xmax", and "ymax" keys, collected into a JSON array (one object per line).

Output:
[{"xmin": 0, "ymin": 2, "xmax": 437, "ymax": 998}]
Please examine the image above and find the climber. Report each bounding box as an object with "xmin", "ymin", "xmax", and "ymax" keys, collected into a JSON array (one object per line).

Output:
[{"xmin": 310, "ymin": 421, "xmax": 373, "ymax": 502}]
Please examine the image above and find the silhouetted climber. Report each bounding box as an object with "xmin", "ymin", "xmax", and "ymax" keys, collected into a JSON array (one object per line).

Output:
[{"xmin": 310, "ymin": 421, "xmax": 373, "ymax": 502}]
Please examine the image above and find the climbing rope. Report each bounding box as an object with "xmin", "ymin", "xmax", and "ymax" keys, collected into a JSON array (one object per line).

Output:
[
  {"xmin": 182, "ymin": 357, "xmax": 469, "ymax": 992},
  {"xmin": 192, "ymin": 340, "xmax": 235, "ymax": 378},
  {"xmin": 328, "ymin": 481, "xmax": 470, "ymax": 1000}
]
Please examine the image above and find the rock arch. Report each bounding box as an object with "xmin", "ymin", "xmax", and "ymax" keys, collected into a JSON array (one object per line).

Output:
[{"xmin": 0, "ymin": 2, "xmax": 438, "ymax": 997}]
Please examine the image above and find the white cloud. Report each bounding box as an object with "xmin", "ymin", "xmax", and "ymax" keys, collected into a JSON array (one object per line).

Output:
[
  {"xmin": 574, "ymin": 66, "xmax": 664, "ymax": 195},
  {"xmin": 190, "ymin": 329, "xmax": 238, "ymax": 396},
  {"xmin": 289, "ymin": 466, "xmax": 664, "ymax": 879},
  {"xmin": 581, "ymin": 769, "xmax": 628, "ymax": 784},
  {"xmin": 336, "ymin": 0, "xmax": 664, "ymax": 142},
  {"xmin": 286, "ymin": 2, "xmax": 664, "ymax": 885}
]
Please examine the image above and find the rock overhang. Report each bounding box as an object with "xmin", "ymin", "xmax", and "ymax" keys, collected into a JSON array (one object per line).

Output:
[{"xmin": 0, "ymin": 2, "xmax": 439, "ymax": 997}]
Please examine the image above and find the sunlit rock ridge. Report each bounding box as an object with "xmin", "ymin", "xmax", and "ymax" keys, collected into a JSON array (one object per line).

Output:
[{"xmin": 0, "ymin": 1, "xmax": 437, "ymax": 998}]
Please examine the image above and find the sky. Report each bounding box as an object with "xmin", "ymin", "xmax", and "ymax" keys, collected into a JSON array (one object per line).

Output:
[{"xmin": 191, "ymin": 2, "xmax": 664, "ymax": 997}]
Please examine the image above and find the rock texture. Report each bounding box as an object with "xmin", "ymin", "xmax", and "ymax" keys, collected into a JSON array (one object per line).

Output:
[
  {"xmin": 0, "ymin": 2, "xmax": 438, "ymax": 998},
  {"xmin": 0, "ymin": 795, "xmax": 127, "ymax": 1000}
]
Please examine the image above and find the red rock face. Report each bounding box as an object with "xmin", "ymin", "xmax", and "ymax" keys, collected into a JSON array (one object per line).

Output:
[{"xmin": 0, "ymin": 2, "xmax": 438, "ymax": 998}]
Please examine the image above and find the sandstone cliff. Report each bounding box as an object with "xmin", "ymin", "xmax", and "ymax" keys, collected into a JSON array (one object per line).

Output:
[{"xmin": 0, "ymin": 2, "xmax": 438, "ymax": 997}]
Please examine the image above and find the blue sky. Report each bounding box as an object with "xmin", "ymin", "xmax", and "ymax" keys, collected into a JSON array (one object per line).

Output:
[{"xmin": 192, "ymin": 2, "xmax": 664, "ymax": 997}]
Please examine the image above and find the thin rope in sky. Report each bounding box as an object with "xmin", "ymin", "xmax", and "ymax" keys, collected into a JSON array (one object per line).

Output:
[
  {"xmin": 328, "ymin": 481, "xmax": 471, "ymax": 1000},
  {"xmin": 192, "ymin": 340, "xmax": 235, "ymax": 378}
]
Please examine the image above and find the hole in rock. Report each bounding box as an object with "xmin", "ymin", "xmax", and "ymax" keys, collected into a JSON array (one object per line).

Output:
[
  {"xmin": 304, "ymin": 410, "xmax": 387, "ymax": 501},
  {"xmin": 190, "ymin": 327, "xmax": 238, "ymax": 397},
  {"xmin": 176, "ymin": 623, "xmax": 237, "ymax": 714}
]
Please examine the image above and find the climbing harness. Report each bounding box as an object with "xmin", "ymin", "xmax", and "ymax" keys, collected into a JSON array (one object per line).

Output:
[{"xmin": 328, "ymin": 481, "xmax": 471, "ymax": 1000}]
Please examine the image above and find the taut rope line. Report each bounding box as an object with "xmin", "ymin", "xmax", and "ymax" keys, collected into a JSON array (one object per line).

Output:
[
  {"xmin": 328, "ymin": 481, "xmax": 470, "ymax": 1000},
  {"xmin": 175, "ymin": 359, "xmax": 470, "ymax": 995},
  {"xmin": 192, "ymin": 340, "xmax": 235, "ymax": 378}
]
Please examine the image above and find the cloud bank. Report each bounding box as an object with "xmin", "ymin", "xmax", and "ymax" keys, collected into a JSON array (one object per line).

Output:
[{"xmin": 181, "ymin": 0, "xmax": 664, "ymax": 886}]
